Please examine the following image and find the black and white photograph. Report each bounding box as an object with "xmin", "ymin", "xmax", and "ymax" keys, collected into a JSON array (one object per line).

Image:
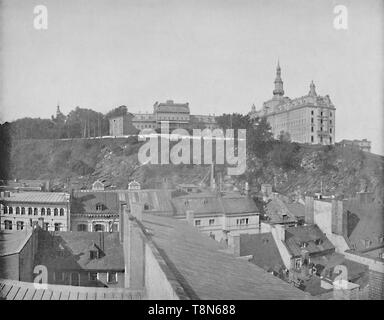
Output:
[{"xmin": 0, "ymin": 0, "xmax": 383, "ymax": 307}]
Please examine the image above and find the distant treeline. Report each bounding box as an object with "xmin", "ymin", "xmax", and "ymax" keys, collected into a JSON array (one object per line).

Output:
[{"xmin": 0, "ymin": 105, "xmax": 132, "ymax": 140}]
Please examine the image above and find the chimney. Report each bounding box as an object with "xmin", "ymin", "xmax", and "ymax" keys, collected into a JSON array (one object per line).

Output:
[
  {"xmin": 231, "ymin": 234, "xmax": 241, "ymax": 257},
  {"xmin": 123, "ymin": 201, "xmax": 145, "ymax": 289},
  {"xmin": 186, "ymin": 210, "xmax": 194, "ymax": 225},
  {"xmin": 274, "ymin": 224, "xmax": 285, "ymax": 242},
  {"xmin": 331, "ymin": 200, "xmax": 346, "ymax": 236},
  {"xmin": 305, "ymin": 196, "xmax": 315, "ymax": 224}
]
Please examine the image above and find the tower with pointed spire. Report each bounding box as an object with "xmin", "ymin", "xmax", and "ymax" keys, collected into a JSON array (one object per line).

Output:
[
  {"xmin": 273, "ymin": 60, "xmax": 284, "ymax": 98},
  {"xmin": 249, "ymin": 61, "xmax": 336, "ymax": 145}
]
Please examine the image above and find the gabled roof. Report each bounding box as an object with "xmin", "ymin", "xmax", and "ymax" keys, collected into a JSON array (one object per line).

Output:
[
  {"xmin": 71, "ymin": 191, "xmax": 119, "ymax": 215},
  {"xmin": 264, "ymin": 197, "xmax": 298, "ymax": 224},
  {"xmin": 35, "ymin": 231, "xmax": 124, "ymax": 271},
  {"xmin": 119, "ymin": 189, "xmax": 173, "ymax": 214},
  {"xmin": 0, "ymin": 230, "xmax": 33, "ymax": 256},
  {"xmin": 285, "ymin": 225, "xmax": 335, "ymax": 257},
  {"xmin": 142, "ymin": 214, "xmax": 310, "ymax": 300},
  {"xmin": 240, "ymin": 233, "xmax": 285, "ymax": 273}
]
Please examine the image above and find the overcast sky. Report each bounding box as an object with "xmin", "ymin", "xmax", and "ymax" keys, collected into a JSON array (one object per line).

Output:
[{"xmin": 0, "ymin": 0, "xmax": 383, "ymax": 154}]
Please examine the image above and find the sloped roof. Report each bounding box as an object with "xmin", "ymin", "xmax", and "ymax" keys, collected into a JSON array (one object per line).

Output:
[
  {"xmin": 0, "ymin": 230, "xmax": 33, "ymax": 256},
  {"xmin": 141, "ymin": 214, "xmax": 311, "ymax": 300},
  {"xmin": 344, "ymin": 201, "xmax": 384, "ymax": 251},
  {"xmin": 119, "ymin": 190, "xmax": 174, "ymax": 214},
  {"xmin": 0, "ymin": 278, "xmax": 143, "ymax": 300},
  {"xmin": 155, "ymin": 102, "xmax": 190, "ymax": 114},
  {"xmin": 36, "ymin": 231, "xmax": 124, "ymax": 271},
  {"xmin": 71, "ymin": 191, "xmax": 119, "ymax": 215},
  {"xmin": 0, "ymin": 192, "xmax": 69, "ymax": 204},
  {"xmin": 172, "ymin": 193, "xmax": 258, "ymax": 217},
  {"xmin": 285, "ymin": 225, "xmax": 335, "ymax": 257},
  {"xmin": 240, "ymin": 233, "xmax": 285, "ymax": 272},
  {"xmin": 265, "ymin": 198, "xmax": 297, "ymax": 224}
]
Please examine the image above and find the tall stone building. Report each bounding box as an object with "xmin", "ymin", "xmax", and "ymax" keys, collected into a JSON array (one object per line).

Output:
[{"xmin": 250, "ymin": 62, "xmax": 336, "ymax": 145}]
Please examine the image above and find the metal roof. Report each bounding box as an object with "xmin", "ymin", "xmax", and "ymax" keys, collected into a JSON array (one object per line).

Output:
[{"xmin": 0, "ymin": 192, "xmax": 69, "ymax": 204}]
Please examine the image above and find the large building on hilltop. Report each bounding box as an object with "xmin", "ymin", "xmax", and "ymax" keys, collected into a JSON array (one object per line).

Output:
[
  {"xmin": 109, "ymin": 100, "xmax": 217, "ymax": 135},
  {"xmin": 250, "ymin": 62, "xmax": 336, "ymax": 145}
]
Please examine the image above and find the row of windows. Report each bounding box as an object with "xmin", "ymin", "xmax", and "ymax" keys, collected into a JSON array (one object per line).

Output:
[
  {"xmin": 53, "ymin": 271, "xmax": 117, "ymax": 285},
  {"xmin": 194, "ymin": 218, "xmax": 215, "ymax": 227},
  {"xmin": 3, "ymin": 220, "xmax": 62, "ymax": 231},
  {"xmin": 2, "ymin": 206, "xmax": 65, "ymax": 216}
]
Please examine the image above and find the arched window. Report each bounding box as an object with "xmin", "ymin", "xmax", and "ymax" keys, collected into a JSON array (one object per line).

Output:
[
  {"xmin": 21, "ymin": 207, "xmax": 25, "ymax": 215},
  {"xmin": 16, "ymin": 207, "xmax": 20, "ymax": 214},
  {"xmin": 34, "ymin": 208, "xmax": 38, "ymax": 215},
  {"xmin": 28, "ymin": 207, "xmax": 33, "ymax": 215},
  {"xmin": 17, "ymin": 221, "xmax": 24, "ymax": 230},
  {"xmin": 77, "ymin": 224, "xmax": 87, "ymax": 232},
  {"xmin": 54, "ymin": 223, "xmax": 61, "ymax": 231},
  {"xmin": 3, "ymin": 206, "xmax": 8, "ymax": 214},
  {"xmin": 47, "ymin": 208, "xmax": 51, "ymax": 216},
  {"xmin": 8, "ymin": 207, "xmax": 13, "ymax": 214},
  {"xmin": 94, "ymin": 224, "xmax": 104, "ymax": 232},
  {"xmin": 54, "ymin": 208, "xmax": 58, "ymax": 216},
  {"xmin": 41, "ymin": 208, "xmax": 45, "ymax": 215},
  {"xmin": 4, "ymin": 220, "xmax": 12, "ymax": 230},
  {"xmin": 60, "ymin": 208, "xmax": 64, "ymax": 216}
]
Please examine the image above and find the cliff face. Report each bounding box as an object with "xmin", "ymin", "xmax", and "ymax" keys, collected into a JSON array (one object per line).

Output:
[{"xmin": 6, "ymin": 138, "xmax": 384, "ymax": 203}]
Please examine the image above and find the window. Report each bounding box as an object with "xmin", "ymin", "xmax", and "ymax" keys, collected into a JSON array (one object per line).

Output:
[
  {"xmin": 311, "ymin": 127, "xmax": 314, "ymax": 132},
  {"xmin": 34, "ymin": 208, "xmax": 38, "ymax": 215},
  {"xmin": 28, "ymin": 207, "xmax": 32, "ymax": 215},
  {"xmin": 89, "ymin": 250, "xmax": 99, "ymax": 260},
  {"xmin": 54, "ymin": 223, "xmax": 61, "ymax": 231},
  {"xmin": 330, "ymin": 112, "xmax": 332, "ymax": 117},
  {"xmin": 4, "ymin": 220, "xmax": 12, "ymax": 230},
  {"xmin": 21, "ymin": 207, "xmax": 25, "ymax": 215},
  {"xmin": 330, "ymin": 128, "xmax": 332, "ymax": 133},
  {"xmin": 194, "ymin": 220, "xmax": 201, "ymax": 226},
  {"xmin": 89, "ymin": 272, "xmax": 98, "ymax": 281},
  {"xmin": 311, "ymin": 118, "xmax": 314, "ymax": 123},
  {"xmin": 47, "ymin": 208, "xmax": 51, "ymax": 216},
  {"xmin": 107, "ymin": 272, "xmax": 117, "ymax": 283},
  {"xmin": 315, "ymin": 239, "xmax": 323, "ymax": 245},
  {"xmin": 3, "ymin": 206, "xmax": 8, "ymax": 214},
  {"xmin": 16, "ymin": 207, "xmax": 20, "ymax": 214},
  {"xmin": 16, "ymin": 221, "xmax": 24, "ymax": 230},
  {"xmin": 96, "ymin": 203, "xmax": 103, "ymax": 211},
  {"xmin": 60, "ymin": 208, "xmax": 64, "ymax": 216},
  {"xmin": 77, "ymin": 224, "xmax": 87, "ymax": 232},
  {"xmin": 209, "ymin": 232, "xmax": 215, "ymax": 240},
  {"xmin": 41, "ymin": 208, "xmax": 45, "ymax": 215},
  {"xmin": 54, "ymin": 208, "xmax": 58, "ymax": 216},
  {"xmin": 321, "ymin": 112, "xmax": 323, "ymax": 116},
  {"xmin": 43, "ymin": 223, "xmax": 49, "ymax": 231},
  {"xmin": 300, "ymin": 242, "xmax": 308, "ymax": 248},
  {"xmin": 143, "ymin": 203, "xmax": 150, "ymax": 210},
  {"xmin": 94, "ymin": 224, "xmax": 104, "ymax": 232},
  {"xmin": 379, "ymin": 253, "xmax": 384, "ymax": 260},
  {"xmin": 54, "ymin": 271, "xmax": 65, "ymax": 282},
  {"xmin": 209, "ymin": 219, "xmax": 215, "ymax": 226},
  {"xmin": 311, "ymin": 110, "xmax": 314, "ymax": 115},
  {"xmin": 364, "ymin": 239, "xmax": 372, "ymax": 248},
  {"xmin": 295, "ymin": 258, "xmax": 302, "ymax": 269},
  {"xmin": 70, "ymin": 273, "xmax": 80, "ymax": 286},
  {"xmin": 8, "ymin": 207, "xmax": 13, "ymax": 214}
]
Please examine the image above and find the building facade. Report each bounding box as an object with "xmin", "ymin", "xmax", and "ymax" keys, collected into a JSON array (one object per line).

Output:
[
  {"xmin": 338, "ymin": 139, "xmax": 372, "ymax": 153},
  {"xmin": 109, "ymin": 111, "xmax": 137, "ymax": 136},
  {"xmin": 0, "ymin": 191, "xmax": 70, "ymax": 231},
  {"xmin": 250, "ymin": 62, "xmax": 336, "ymax": 145}
]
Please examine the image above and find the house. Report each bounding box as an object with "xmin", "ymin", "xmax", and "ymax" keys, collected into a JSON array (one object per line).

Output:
[
  {"xmin": 0, "ymin": 191, "xmax": 71, "ymax": 231},
  {"xmin": 70, "ymin": 191, "xmax": 121, "ymax": 232},
  {"xmin": 35, "ymin": 230, "xmax": 125, "ymax": 288},
  {"xmin": 172, "ymin": 192, "xmax": 260, "ymax": 244}
]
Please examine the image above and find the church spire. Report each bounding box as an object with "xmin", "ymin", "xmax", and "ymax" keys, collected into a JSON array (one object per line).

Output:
[{"xmin": 273, "ymin": 60, "xmax": 284, "ymax": 97}]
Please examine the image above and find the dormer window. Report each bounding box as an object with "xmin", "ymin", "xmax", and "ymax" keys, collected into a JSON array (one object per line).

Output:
[
  {"xmin": 89, "ymin": 250, "xmax": 99, "ymax": 260},
  {"xmin": 315, "ymin": 239, "xmax": 323, "ymax": 245},
  {"xmin": 300, "ymin": 242, "xmax": 308, "ymax": 248},
  {"xmin": 96, "ymin": 203, "xmax": 104, "ymax": 211}
]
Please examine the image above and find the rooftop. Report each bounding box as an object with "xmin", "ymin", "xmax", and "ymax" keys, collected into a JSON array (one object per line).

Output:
[
  {"xmin": 285, "ymin": 225, "xmax": 335, "ymax": 257},
  {"xmin": 0, "ymin": 278, "xmax": 143, "ymax": 300},
  {"xmin": 0, "ymin": 229, "xmax": 33, "ymax": 257},
  {"xmin": 0, "ymin": 192, "xmax": 69, "ymax": 204},
  {"xmin": 239, "ymin": 233, "xmax": 285, "ymax": 273},
  {"xmin": 71, "ymin": 191, "xmax": 120, "ymax": 215},
  {"xmin": 141, "ymin": 214, "xmax": 310, "ymax": 300},
  {"xmin": 35, "ymin": 231, "xmax": 124, "ymax": 271}
]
